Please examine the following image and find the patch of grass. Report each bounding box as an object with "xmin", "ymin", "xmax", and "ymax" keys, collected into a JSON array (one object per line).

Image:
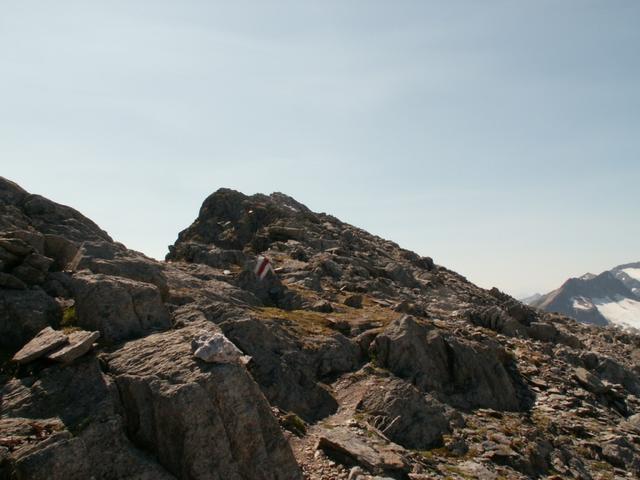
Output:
[
  {"xmin": 255, "ymin": 307, "xmax": 333, "ymax": 335},
  {"xmin": 61, "ymin": 305, "xmax": 77, "ymax": 329},
  {"xmin": 443, "ymin": 465, "xmax": 474, "ymax": 479},
  {"xmin": 282, "ymin": 412, "xmax": 307, "ymax": 436},
  {"xmin": 255, "ymin": 300, "xmax": 398, "ymax": 338},
  {"xmin": 589, "ymin": 461, "xmax": 615, "ymax": 480}
]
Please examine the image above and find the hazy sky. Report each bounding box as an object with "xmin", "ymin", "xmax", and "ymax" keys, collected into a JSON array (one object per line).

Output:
[{"xmin": 1, "ymin": 1, "xmax": 638, "ymax": 298}]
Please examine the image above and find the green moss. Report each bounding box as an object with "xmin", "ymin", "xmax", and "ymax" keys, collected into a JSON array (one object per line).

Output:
[
  {"xmin": 282, "ymin": 412, "xmax": 307, "ymax": 436},
  {"xmin": 590, "ymin": 461, "xmax": 614, "ymax": 472},
  {"xmin": 61, "ymin": 305, "xmax": 77, "ymax": 328},
  {"xmin": 443, "ymin": 465, "xmax": 474, "ymax": 479}
]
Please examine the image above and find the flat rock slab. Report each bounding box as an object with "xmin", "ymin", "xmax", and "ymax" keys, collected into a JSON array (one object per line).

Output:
[
  {"xmin": 12, "ymin": 327, "xmax": 68, "ymax": 364},
  {"xmin": 574, "ymin": 367, "xmax": 608, "ymax": 394},
  {"xmin": 47, "ymin": 330, "xmax": 100, "ymax": 363},
  {"xmin": 317, "ymin": 427, "xmax": 408, "ymax": 476}
]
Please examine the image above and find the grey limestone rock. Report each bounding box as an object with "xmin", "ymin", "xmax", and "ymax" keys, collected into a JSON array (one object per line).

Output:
[
  {"xmin": 1, "ymin": 357, "xmax": 174, "ymax": 480},
  {"xmin": 71, "ymin": 271, "xmax": 170, "ymax": 343},
  {"xmin": 107, "ymin": 325, "xmax": 302, "ymax": 480},
  {"xmin": 372, "ymin": 315, "xmax": 526, "ymax": 411},
  {"xmin": 356, "ymin": 376, "xmax": 450, "ymax": 450}
]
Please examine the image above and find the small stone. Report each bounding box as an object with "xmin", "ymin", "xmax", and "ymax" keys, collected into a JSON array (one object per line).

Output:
[
  {"xmin": 12, "ymin": 327, "xmax": 68, "ymax": 364},
  {"xmin": 312, "ymin": 300, "xmax": 334, "ymax": 313},
  {"xmin": 348, "ymin": 467, "xmax": 365, "ymax": 480}
]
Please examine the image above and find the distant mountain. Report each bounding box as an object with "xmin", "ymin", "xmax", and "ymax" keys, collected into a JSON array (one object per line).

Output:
[
  {"xmin": 531, "ymin": 261, "xmax": 640, "ymax": 330},
  {"xmin": 520, "ymin": 292, "xmax": 543, "ymax": 305}
]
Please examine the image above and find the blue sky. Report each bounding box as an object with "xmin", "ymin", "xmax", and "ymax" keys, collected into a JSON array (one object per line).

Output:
[{"xmin": 1, "ymin": 1, "xmax": 638, "ymax": 297}]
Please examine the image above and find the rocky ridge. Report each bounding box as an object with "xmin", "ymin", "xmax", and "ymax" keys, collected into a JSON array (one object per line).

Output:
[{"xmin": 1, "ymin": 178, "xmax": 640, "ymax": 480}]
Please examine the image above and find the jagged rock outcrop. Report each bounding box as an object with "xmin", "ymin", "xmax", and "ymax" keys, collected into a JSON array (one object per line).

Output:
[
  {"xmin": 2, "ymin": 180, "xmax": 640, "ymax": 480},
  {"xmin": 219, "ymin": 316, "xmax": 342, "ymax": 422},
  {"xmin": 0, "ymin": 177, "xmax": 111, "ymax": 245},
  {"xmin": 372, "ymin": 315, "xmax": 527, "ymax": 411},
  {"xmin": 68, "ymin": 240, "xmax": 169, "ymax": 298}
]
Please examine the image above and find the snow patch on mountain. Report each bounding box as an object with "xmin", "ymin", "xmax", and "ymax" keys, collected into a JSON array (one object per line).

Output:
[
  {"xmin": 571, "ymin": 297, "xmax": 594, "ymax": 311},
  {"xmin": 621, "ymin": 268, "xmax": 640, "ymax": 282},
  {"xmin": 594, "ymin": 296, "xmax": 640, "ymax": 330}
]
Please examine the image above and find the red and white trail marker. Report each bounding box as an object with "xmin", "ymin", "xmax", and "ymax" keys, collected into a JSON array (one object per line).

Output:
[{"xmin": 254, "ymin": 256, "xmax": 274, "ymax": 280}]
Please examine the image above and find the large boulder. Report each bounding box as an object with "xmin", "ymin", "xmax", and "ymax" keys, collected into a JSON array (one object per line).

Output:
[
  {"xmin": 106, "ymin": 325, "xmax": 302, "ymax": 480},
  {"xmin": 356, "ymin": 376, "xmax": 451, "ymax": 450},
  {"xmin": 372, "ymin": 315, "xmax": 526, "ymax": 411},
  {"xmin": 71, "ymin": 272, "xmax": 170, "ymax": 343}
]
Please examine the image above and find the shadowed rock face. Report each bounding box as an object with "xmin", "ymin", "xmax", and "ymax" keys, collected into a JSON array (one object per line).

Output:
[
  {"xmin": 1, "ymin": 357, "xmax": 174, "ymax": 480},
  {"xmin": 372, "ymin": 315, "xmax": 527, "ymax": 411},
  {"xmin": 0, "ymin": 289, "xmax": 61, "ymax": 349},
  {"xmin": 2, "ymin": 180, "xmax": 640, "ymax": 480}
]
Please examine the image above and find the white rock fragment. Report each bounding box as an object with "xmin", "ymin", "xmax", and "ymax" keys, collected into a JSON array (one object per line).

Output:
[{"xmin": 191, "ymin": 332, "xmax": 251, "ymax": 365}]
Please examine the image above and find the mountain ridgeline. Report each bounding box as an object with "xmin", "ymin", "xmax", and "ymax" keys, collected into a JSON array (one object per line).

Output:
[
  {"xmin": 529, "ymin": 263, "xmax": 640, "ymax": 330},
  {"xmin": 1, "ymin": 177, "xmax": 640, "ymax": 480}
]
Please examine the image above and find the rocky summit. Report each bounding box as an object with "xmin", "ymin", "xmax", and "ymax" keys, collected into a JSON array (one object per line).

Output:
[{"xmin": 1, "ymin": 177, "xmax": 640, "ymax": 480}]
